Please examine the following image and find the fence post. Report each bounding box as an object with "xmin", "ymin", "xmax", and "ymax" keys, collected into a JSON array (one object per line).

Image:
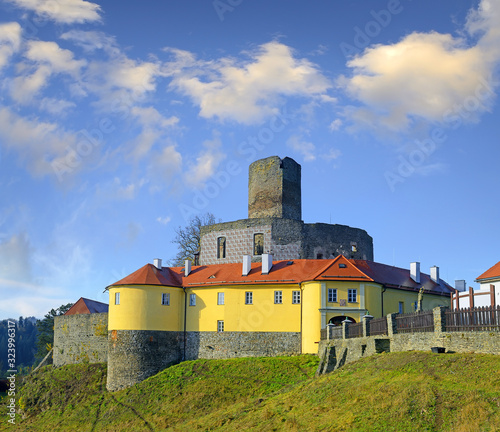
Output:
[
  {"xmin": 433, "ymin": 306, "xmax": 447, "ymax": 336},
  {"xmin": 326, "ymin": 323, "xmax": 334, "ymax": 341},
  {"xmin": 387, "ymin": 313, "xmax": 398, "ymax": 337},
  {"xmin": 362, "ymin": 315, "xmax": 373, "ymax": 337},
  {"xmin": 342, "ymin": 320, "xmax": 350, "ymax": 339}
]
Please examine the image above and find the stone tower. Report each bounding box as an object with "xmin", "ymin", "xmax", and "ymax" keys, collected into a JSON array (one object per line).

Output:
[{"xmin": 248, "ymin": 156, "xmax": 301, "ymax": 220}]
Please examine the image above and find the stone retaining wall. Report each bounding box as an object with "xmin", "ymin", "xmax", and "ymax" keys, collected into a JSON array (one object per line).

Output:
[
  {"xmin": 106, "ymin": 330, "xmax": 182, "ymax": 391},
  {"xmin": 53, "ymin": 313, "xmax": 108, "ymax": 366},
  {"xmin": 184, "ymin": 331, "xmax": 301, "ymax": 360}
]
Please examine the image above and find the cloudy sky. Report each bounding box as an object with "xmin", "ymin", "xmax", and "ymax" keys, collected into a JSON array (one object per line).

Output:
[{"xmin": 1, "ymin": 0, "xmax": 499, "ymax": 319}]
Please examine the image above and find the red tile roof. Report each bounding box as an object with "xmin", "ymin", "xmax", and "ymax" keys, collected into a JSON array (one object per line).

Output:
[
  {"xmin": 476, "ymin": 260, "xmax": 500, "ymax": 281},
  {"xmin": 64, "ymin": 297, "xmax": 108, "ymax": 315},
  {"xmin": 108, "ymin": 256, "xmax": 452, "ymax": 296}
]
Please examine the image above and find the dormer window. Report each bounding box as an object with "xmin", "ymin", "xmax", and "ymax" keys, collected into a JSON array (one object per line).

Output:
[{"xmin": 339, "ymin": 263, "xmax": 347, "ymax": 268}]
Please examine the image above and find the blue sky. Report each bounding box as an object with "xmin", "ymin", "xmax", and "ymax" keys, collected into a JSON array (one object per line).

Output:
[{"xmin": 0, "ymin": 0, "xmax": 499, "ymax": 319}]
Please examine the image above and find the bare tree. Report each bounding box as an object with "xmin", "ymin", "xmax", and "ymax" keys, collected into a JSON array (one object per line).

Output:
[{"xmin": 170, "ymin": 212, "xmax": 219, "ymax": 266}]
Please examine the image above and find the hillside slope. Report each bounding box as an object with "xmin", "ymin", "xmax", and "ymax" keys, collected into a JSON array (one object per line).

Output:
[{"xmin": 1, "ymin": 352, "xmax": 499, "ymax": 431}]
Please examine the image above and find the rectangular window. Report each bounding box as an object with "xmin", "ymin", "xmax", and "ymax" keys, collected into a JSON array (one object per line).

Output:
[
  {"xmin": 413, "ymin": 301, "xmax": 418, "ymax": 311},
  {"xmin": 328, "ymin": 288, "xmax": 337, "ymax": 303},
  {"xmin": 189, "ymin": 293, "xmax": 196, "ymax": 306},
  {"xmin": 161, "ymin": 293, "xmax": 170, "ymax": 306},
  {"xmin": 217, "ymin": 292, "xmax": 225, "ymax": 305},
  {"xmin": 245, "ymin": 291, "xmax": 253, "ymax": 305},
  {"xmin": 348, "ymin": 289, "xmax": 357, "ymax": 303},
  {"xmin": 217, "ymin": 320, "xmax": 224, "ymax": 332},
  {"xmin": 274, "ymin": 291, "xmax": 282, "ymax": 304},
  {"xmin": 399, "ymin": 302, "xmax": 404, "ymax": 314},
  {"xmin": 292, "ymin": 290, "xmax": 301, "ymax": 304},
  {"xmin": 115, "ymin": 292, "xmax": 120, "ymax": 305}
]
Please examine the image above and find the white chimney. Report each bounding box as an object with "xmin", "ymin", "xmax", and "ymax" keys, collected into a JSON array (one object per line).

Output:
[
  {"xmin": 455, "ymin": 280, "xmax": 466, "ymax": 292},
  {"xmin": 262, "ymin": 253, "xmax": 273, "ymax": 275},
  {"xmin": 184, "ymin": 259, "xmax": 191, "ymax": 277},
  {"xmin": 430, "ymin": 266, "xmax": 439, "ymax": 283},
  {"xmin": 410, "ymin": 262, "xmax": 420, "ymax": 283},
  {"xmin": 154, "ymin": 258, "xmax": 162, "ymax": 269},
  {"xmin": 242, "ymin": 255, "xmax": 251, "ymax": 276}
]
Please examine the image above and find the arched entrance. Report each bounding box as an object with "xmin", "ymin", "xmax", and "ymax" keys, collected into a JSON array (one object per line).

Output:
[{"xmin": 328, "ymin": 316, "xmax": 356, "ymax": 326}]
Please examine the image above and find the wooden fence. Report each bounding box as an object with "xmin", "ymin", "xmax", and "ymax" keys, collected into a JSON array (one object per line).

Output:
[
  {"xmin": 445, "ymin": 306, "xmax": 500, "ymax": 332},
  {"xmin": 346, "ymin": 322, "xmax": 363, "ymax": 338},
  {"xmin": 396, "ymin": 310, "xmax": 434, "ymax": 333},
  {"xmin": 369, "ymin": 317, "xmax": 388, "ymax": 336}
]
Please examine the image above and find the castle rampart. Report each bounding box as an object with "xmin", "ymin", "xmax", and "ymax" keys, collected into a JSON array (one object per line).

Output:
[{"xmin": 53, "ymin": 313, "xmax": 108, "ymax": 366}]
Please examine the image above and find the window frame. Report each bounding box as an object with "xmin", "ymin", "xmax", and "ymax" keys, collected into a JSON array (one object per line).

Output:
[
  {"xmin": 217, "ymin": 292, "xmax": 225, "ymax": 305},
  {"xmin": 245, "ymin": 291, "xmax": 253, "ymax": 305},
  {"xmin": 348, "ymin": 289, "xmax": 357, "ymax": 303},
  {"xmin": 217, "ymin": 236, "xmax": 226, "ymax": 259},
  {"xmin": 292, "ymin": 290, "xmax": 301, "ymax": 304},
  {"xmin": 399, "ymin": 301, "xmax": 404, "ymax": 314},
  {"xmin": 115, "ymin": 292, "xmax": 120, "ymax": 305},
  {"xmin": 328, "ymin": 288, "xmax": 337, "ymax": 303},
  {"xmin": 217, "ymin": 320, "xmax": 224, "ymax": 332},
  {"xmin": 274, "ymin": 290, "xmax": 283, "ymax": 304},
  {"xmin": 189, "ymin": 293, "xmax": 196, "ymax": 306},
  {"xmin": 161, "ymin": 292, "xmax": 170, "ymax": 306}
]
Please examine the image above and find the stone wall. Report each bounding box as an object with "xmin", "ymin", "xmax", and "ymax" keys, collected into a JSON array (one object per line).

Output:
[
  {"xmin": 248, "ymin": 156, "xmax": 301, "ymax": 220},
  {"xmin": 199, "ymin": 217, "xmax": 373, "ymax": 264},
  {"xmin": 302, "ymin": 223, "xmax": 374, "ymax": 261},
  {"xmin": 317, "ymin": 307, "xmax": 500, "ymax": 375},
  {"xmin": 107, "ymin": 330, "xmax": 182, "ymax": 391},
  {"xmin": 184, "ymin": 331, "xmax": 301, "ymax": 360},
  {"xmin": 53, "ymin": 313, "xmax": 108, "ymax": 366}
]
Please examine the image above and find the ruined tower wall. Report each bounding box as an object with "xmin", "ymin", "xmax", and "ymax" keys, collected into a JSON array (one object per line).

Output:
[{"xmin": 248, "ymin": 156, "xmax": 301, "ymax": 220}]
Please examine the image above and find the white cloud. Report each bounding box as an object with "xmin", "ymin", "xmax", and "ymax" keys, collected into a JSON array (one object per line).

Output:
[
  {"xmin": 287, "ymin": 134, "xmax": 316, "ymax": 162},
  {"xmin": 0, "ymin": 22, "xmax": 21, "ymax": 71},
  {"xmin": 128, "ymin": 106, "xmax": 179, "ymax": 161},
  {"xmin": 0, "ymin": 106, "xmax": 78, "ymax": 176},
  {"xmin": 61, "ymin": 30, "xmax": 119, "ymax": 55},
  {"xmin": 156, "ymin": 216, "xmax": 172, "ymax": 225},
  {"xmin": 0, "ymin": 232, "xmax": 33, "ymax": 284},
  {"xmin": 11, "ymin": 40, "xmax": 86, "ymax": 103},
  {"xmin": 6, "ymin": 0, "xmax": 101, "ymax": 24},
  {"xmin": 323, "ymin": 148, "xmax": 341, "ymax": 160},
  {"xmin": 329, "ymin": 118, "xmax": 342, "ymax": 131},
  {"xmin": 40, "ymin": 97, "xmax": 77, "ymax": 115},
  {"xmin": 341, "ymin": 0, "xmax": 500, "ymax": 134},
  {"xmin": 166, "ymin": 41, "xmax": 331, "ymax": 124},
  {"xmin": 184, "ymin": 131, "xmax": 227, "ymax": 187}
]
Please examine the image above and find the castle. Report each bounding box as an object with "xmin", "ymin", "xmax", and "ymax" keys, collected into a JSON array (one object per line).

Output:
[
  {"xmin": 199, "ymin": 156, "xmax": 373, "ymax": 264},
  {"xmin": 53, "ymin": 156, "xmax": 453, "ymax": 391}
]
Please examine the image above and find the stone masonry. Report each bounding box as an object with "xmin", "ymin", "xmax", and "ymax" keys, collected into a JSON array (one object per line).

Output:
[
  {"xmin": 199, "ymin": 155, "xmax": 374, "ymax": 265},
  {"xmin": 53, "ymin": 313, "xmax": 108, "ymax": 366}
]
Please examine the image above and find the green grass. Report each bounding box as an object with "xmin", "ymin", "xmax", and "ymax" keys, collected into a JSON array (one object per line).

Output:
[{"xmin": 1, "ymin": 352, "xmax": 499, "ymax": 431}]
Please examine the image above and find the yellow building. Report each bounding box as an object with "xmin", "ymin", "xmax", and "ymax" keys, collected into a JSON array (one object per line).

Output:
[{"xmin": 108, "ymin": 254, "xmax": 452, "ymax": 357}]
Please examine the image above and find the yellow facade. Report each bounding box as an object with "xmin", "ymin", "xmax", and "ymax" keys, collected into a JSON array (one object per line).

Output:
[
  {"xmin": 108, "ymin": 285, "xmax": 183, "ymax": 331},
  {"xmin": 108, "ymin": 278, "xmax": 451, "ymax": 355},
  {"xmin": 185, "ymin": 284, "xmax": 301, "ymax": 332}
]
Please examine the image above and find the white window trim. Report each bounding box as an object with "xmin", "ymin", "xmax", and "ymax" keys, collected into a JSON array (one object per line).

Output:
[
  {"xmin": 115, "ymin": 292, "xmax": 120, "ymax": 305},
  {"xmin": 328, "ymin": 288, "xmax": 337, "ymax": 303},
  {"xmin": 348, "ymin": 289, "xmax": 357, "ymax": 303},
  {"xmin": 217, "ymin": 292, "xmax": 225, "ymax": 305},
  {"xmin": 189, "ymin": 293, "xmax": 196, "ymax": 306},
  {"xmin": 217, "ymin": 320, "xmax": 224, "ymax": 332},
  {"xmin": 274, "ymin": 290, "xmax": 282, "ymax": 304},
  {"xmin": 162, "ymin": 293, "xmax": 170, "ymax": 306},
  {"xmin": 245, "ymin": 291, "xmax": 253, "ymax": 305},
  {"xmin": 292, "ymin": 290, "xmax": 301, "ymax": 304}
]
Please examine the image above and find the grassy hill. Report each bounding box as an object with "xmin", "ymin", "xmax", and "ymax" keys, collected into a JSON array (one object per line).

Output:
[{"xmin": 1, "ymin": 352, "xmax": 499, "ymax": 431}]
